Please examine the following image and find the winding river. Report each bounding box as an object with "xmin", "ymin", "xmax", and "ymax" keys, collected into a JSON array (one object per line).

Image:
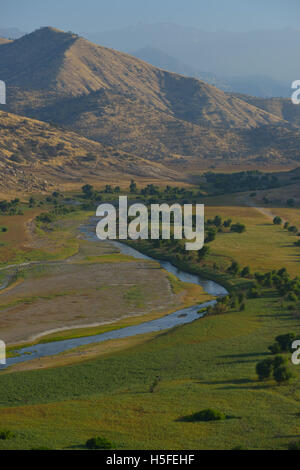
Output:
[{"xmin": 2, "ymin": 220, "xmax": 227, "ymax": 369}]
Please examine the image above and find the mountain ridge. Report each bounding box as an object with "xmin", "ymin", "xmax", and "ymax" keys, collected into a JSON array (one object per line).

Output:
[{"xmin": 1, "ymin": 27, "xmax": 300, "ymax": 174}]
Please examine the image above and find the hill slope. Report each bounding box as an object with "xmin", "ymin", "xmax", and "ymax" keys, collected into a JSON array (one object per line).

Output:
[
  {"xmin": 1, "ymin": 27, "xmax": 300, "ymax": 171},
  {"xmin": 0, "ymin": 110, "xmax": 178, "ymax": 192},
  {"xmin": 234, "ymin": 94, "xmax": 300, "ymax": 127}
]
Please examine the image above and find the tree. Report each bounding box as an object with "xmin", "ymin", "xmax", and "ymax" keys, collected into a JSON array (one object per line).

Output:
[
  {"xmin": 275, "ymin": 333, "xmax": 295, "ymax": 352},
  {"xmin": 29, "ymin": 197, "xmax": 36, "ymax": 208},
  {"xmin": 197, "ymin": 246, "xmax": 210, "ymax": 261},
  {"xmin": 130, "ymin": 180, "xmax": 137, "ymax": 194},
  {"xmin": 213, "ymin": 215, "xmax": 222, "ymax": 227},
  {"xmin": 256, "ymin": 359, "xmax": 274, "ymax": 380},
  {"xmin": 241, "ymin": 266, "xmax": 250, "ymax": 277},
  {"xmin": 273, "ymin": 366, "xmax": 293, "ymax": 385},
  {"xmin": 223, "ymin": 219, "xmax": 232, "ymax": 228},
  {"xmin": 273, "ymin": 216, "xmax": 282, "ymax": 225},
  {"xmin": 205, "ymin": 229, "xmax": 216, "ymax": 243},
  {"xmin": 227, "ymin": 261, "xmax": 240, "ymax": 276},
  {"xmin": 82, "ymin": 184, "xmax": 94, "ymax": 198}
]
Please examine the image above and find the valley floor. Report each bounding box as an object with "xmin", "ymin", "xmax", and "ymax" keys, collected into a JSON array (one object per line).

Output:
[{"xmin": 0, "ymin": 192, "xmax": 299, "ymax": 449}]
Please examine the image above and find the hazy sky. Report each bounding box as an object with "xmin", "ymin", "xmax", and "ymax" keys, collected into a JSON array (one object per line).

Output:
[{"xmin": 1, "ymin": 0, "xmax": 300, "ymax": 33}]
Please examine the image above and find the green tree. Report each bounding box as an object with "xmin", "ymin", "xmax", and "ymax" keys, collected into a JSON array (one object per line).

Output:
[
  {"xmin": 256, "ymin": 359, "xmax": 274, "ymax": 380},
  {"xmin": 273, "ymin": 366, "xmax": 293, "ymax": 385},
  {"xmin": 273, "ymin": 216, "xmax": 282, "ymax": 225}
]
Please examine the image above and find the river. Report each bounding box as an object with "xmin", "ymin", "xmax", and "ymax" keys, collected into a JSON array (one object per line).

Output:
[{"xmin": 2, "ymin": 220, "xmax": 227, "ymax": 368}]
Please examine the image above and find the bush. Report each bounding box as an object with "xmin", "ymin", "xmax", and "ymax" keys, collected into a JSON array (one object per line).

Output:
[
  {"xmin": 230, "ymin": 223, "xmax": 246, "ymax": 233},
  {"xmin": 85, "ymin": 436, "xmax": 113, "ymax": 450},
  {"xmin": 188, "ymin": 408, "xmax": 225, "ymax": 422},
  {"xmin": 0, "ymin": 429, "xmax": 15, "ymax": 440}
]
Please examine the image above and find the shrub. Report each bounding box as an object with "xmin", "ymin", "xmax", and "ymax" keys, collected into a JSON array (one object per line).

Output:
[
  {"xmin": 230, "ymin": 223, "xmax": 246, "ymax": 233},
  {"xmin": 188, "ymin": 408, "xmax": 225, "ymax": 422},
  {"xmin": 85, "ymin": 437, "xmax": 113, "ymax": 450}
]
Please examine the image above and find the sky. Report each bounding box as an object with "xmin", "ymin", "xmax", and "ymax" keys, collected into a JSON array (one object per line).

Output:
[{"xmin": 1, "ymin": 0, "xmax": 300, "ymax": 33}]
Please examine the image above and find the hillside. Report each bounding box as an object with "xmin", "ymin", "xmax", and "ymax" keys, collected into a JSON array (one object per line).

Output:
[
  {"xmin": 234, "ymin": 94, "xmax": 300, "ymax": 127},
  {"xmin": 0, "ymin": 110, "xmax": 178, "ymax": 193},
  {"xmin": 1, "ymin": 27, "xmax": 300, "ymax": 171}
]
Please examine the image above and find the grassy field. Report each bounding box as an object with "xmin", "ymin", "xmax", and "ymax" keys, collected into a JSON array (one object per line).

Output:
[
  {"xmin": 205, "ymin": 204, "xmax": 300, "ymax": 277},
  {"xmin": 0, "ymin": 292, "xmax": 300, "ymax": 450}
]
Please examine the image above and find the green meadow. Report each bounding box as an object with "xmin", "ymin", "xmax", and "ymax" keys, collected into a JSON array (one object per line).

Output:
[{"xmin": 0, "ymin": 290, "xmax": 300, "ymax": 450}]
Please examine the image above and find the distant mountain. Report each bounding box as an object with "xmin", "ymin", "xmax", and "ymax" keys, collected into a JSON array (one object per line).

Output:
[
  {"xmin": 1, "ymin": 26, "xmax": 300, "ymax": 176},
  {"xmin": 132, "ymin": 46, "xmax": 231, "ymax": 91},
  {"xmin": 132, "ymin": 46, "xmax": 289, "ymax": 97},
  {"xmin": 0, "ymin": 27, "xmax": 26, "ymax": 39},
  {"xmin": 84, "ymin": 23, "xmax": 300, "ymax": 83},
  {"xmin": 225, "ymin": 75, "xmax": 290, "ymax": 98}
]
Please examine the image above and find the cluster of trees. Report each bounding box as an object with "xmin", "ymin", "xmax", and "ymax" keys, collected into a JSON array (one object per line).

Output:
[
  {"xmin": 273, "ymin": 216, "xmax": 298, "ymax": 234},
  {"xmin": 0, "ymin": 198, "xmax": 23, "ymax": 216},
  {"xmin": 256, "ymin": 355, "xmax": 293, "ymax": 384},
  {"xmin": 268, "ymin": 333, "xmax": 298, "ymax": 355},
  {"xmin": 256, "ymin": 333, "xmax": 297, "ymax": 384},
  {"xmin": 35, "ymin": 204, "xmax": 76, "ymax": 224},
  {"xmin": 204, "ymin": 171, "xmax": 280, "ymax": 194},
  {"xmin": 206, "ymin": 292, "xmax": 246, "ymax": 316},
  {"xmin": 254, "ymin": 268, "xmax": 300, "ymax": 302},
  {"xmin": 206, "ymin": 215, "xmax": 246, "ymax": 237},
  {"xmin": 226, "ymin": 261, "xmax": 251, "ymax": 279}
]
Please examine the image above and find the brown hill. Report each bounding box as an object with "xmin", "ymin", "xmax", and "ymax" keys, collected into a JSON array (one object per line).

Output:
[
  {"xmin": 1, "ymin": 27, "xmax": 300, "ymax": 172},
  {"xmin": 233, "ymin": 94, "xmax": 300, "ymax": 128},
  {"xmin": 0, "ymin": 110, "xmax": 178, "ymax": 193}
]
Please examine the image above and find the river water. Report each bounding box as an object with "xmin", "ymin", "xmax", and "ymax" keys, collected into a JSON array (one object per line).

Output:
[{"xmin": 2, "ymin": 220, "xmax": 227, "ymax": 368}]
